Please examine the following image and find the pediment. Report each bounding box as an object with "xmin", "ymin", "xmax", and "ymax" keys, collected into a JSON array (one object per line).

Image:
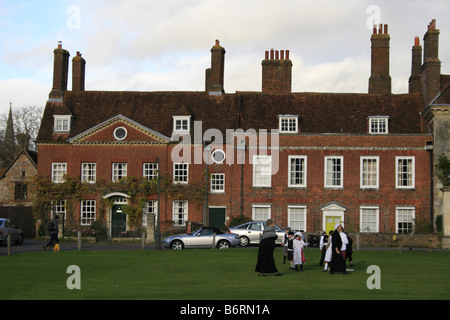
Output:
[
  {"xmin": 320, "ymin": 202, "xmax": 347, "ymax": 212},
  {"xmin": 68, "ymin": 115, "xmax": 171, "ymax": 144}
]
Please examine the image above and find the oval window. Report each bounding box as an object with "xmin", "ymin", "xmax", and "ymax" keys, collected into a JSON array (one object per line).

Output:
[
  {"xmin": 114, "ymin": 127, "xmax": 128, "ymax": 141},
  {"xmin": 211, "ymin": 149, "xmax": 226, "ymax": 164}
]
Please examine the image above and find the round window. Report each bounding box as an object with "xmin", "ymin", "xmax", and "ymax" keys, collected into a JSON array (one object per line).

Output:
[
  {"xmin": 114, "ymin": 127, "xmax": 128, "ymax": 141},
  {"xmin": 211, "ymin": 149, "xmax": 226, "ymax": 164}
]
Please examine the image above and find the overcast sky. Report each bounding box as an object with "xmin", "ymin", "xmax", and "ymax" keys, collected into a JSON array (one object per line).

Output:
[{"xmin": 1, "ymin": 0, "xmax": 449, "ymax": 115}]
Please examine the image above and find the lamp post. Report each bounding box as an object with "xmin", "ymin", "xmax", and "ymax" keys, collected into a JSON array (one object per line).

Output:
[{"xmin": 155, "ymin": 157, "xmax": 162, "ymax": 251}]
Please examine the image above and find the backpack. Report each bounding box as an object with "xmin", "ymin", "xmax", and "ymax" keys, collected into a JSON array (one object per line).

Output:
[{"xmin": 48, "ymin": 220, "xmax": 55, "ymax": 232}]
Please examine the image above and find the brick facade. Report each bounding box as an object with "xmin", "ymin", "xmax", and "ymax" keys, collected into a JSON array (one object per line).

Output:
[{"xmin": 35, "ymin": 20, "xmax": 449, "ymax": 240}]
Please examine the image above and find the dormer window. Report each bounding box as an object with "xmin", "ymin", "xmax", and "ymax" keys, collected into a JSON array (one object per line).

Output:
[
  {"xmin": 278, "ymin": 115, "xmax": 299, "ymax": 133},
  {"xmin": 54, "ymin": 115, "xmax": 72, "ymax": 133},
  {"xmin": 369, "ymin": 116, "xmax": 389, "ymax": 134},
  {"xmin": 173, "ymin": 116, "xmax": 191, "ymax": 134}
]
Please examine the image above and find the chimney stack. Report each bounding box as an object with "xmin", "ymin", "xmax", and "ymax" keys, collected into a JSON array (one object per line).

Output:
[
  {"xmin": 421, "ymin": 19, "xmax": 441, "ymax": 104},
  {"xmin": 409, "ymin": 37, "xmax": 422, "ymax": 94},
  {"xmin": 49, "ymin": 41, "xmax": 70, "ymax": 99},
  {"xmin": 72, "ymin": 51, "xmax": 86, "ymax": 92},
  {"xmin": 369, "ymin": 24, "xmax": 391, "ymax": 95},
  {"xmin": 262, "ymin": 49, "xmax": 293, "ymax": 93},
  {"xmin": 206, "ymin": 40, "xmax": 226, "ymax": 95}
]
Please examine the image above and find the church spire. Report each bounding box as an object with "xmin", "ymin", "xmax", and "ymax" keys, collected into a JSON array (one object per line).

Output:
[{"xmin": 4, "ymin": 102, "xmax": 15, "ymax": 147}]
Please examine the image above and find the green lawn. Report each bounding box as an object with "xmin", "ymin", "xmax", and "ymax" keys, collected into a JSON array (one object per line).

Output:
[{"xmin": 1, "ymin": 248, "xmax": 449, "ymax": 300}]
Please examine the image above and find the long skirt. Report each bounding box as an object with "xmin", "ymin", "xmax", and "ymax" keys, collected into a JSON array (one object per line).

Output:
[
  {"xmin": 330, "ymin": 250, "xmax": 346, "ymax": 273},
  {"xmin": 255, "ymin": 237, "xmax": 278, "ymax": 274}
]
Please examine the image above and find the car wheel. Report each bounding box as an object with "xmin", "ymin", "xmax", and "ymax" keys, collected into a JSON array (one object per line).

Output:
[
  {"xmin": 171, "ymin": 240, "xmax": 184, "ymax": 250},
  {"xmin": 217, "ymin": 240, "xmax": 230, "ymax": 249},
  {"xmin": 239, "ymin": 236, "xmax": 250, "ymax": 247},
  {"xmin": 15, "ymin": 234, "xmax": 24, "ymax": 245}
]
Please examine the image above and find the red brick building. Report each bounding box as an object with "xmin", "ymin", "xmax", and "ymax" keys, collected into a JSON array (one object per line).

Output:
[{"xmin": 36, "ymin": 21, "xmax": 448, "ymax": 239}]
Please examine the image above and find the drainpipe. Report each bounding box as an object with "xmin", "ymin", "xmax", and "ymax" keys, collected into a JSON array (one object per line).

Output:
[{"xmin": 426, "ymin": 142, "xmax": 434, "ymax": 233}]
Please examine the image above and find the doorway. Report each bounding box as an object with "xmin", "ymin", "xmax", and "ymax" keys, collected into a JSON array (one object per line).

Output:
[
  {"xmin": 208, "ymin": 207, "xmax": 226, "ymax": 228},
  {"xmin": 111, "ymin": 203, "xmax": 127, "ymax": 238}
]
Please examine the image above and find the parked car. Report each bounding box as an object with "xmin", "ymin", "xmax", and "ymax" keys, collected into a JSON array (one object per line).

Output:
[
  {"xmin": 229, "ymin": 221, "xmax": 286, "ymax": 247},
  {"xmin": 163, "ymin": 226, "xmax": 240, "ymax": 250},
  {"xmin": 0, "ymin": 218, "xmax": 24, "ymax": 246}
]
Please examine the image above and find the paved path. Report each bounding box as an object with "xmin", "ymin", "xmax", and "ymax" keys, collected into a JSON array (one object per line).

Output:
[
  {"xmin": 1, "ymin": 239, "xmax": 445, "ymax": 257},
  {"xmin": 0, "ymin": 239, "xmax": 158, "ymax": 256}
]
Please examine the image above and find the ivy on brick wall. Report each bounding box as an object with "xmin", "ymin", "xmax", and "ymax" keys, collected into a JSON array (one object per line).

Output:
[
  {"xmin": 32, "ymin": 173, "xmax": 206, "ymax": 225},
  {"xmin": 436, "ymin": 153, "xmax": 450, "ymax": 187}
]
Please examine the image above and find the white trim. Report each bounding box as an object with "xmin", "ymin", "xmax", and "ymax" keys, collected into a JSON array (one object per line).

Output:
[
  {"xmin": 368, "ymin": 116, "xmax": 389, "ymax": 134},
  {"xmin": 324, "ymin": 156, "xmax": 344, "ymax": 188},
  {"xmin": 102, "ymin": 192, "xmax": 131, "ymax": 199},
  {"xmin": 395, "ymin": 206, "xmax": 416, "ymax": 233},
  {"xmin": 173, "ymin": 163, "xmax": 189, "ymax": 184},
  {"xmin": 210, "ymin": 173, "xmax": 225, "ymax": 193},
  {"xmin": 278, "ymin": 115, "xmax": 299, "ymax": 133},
  {"xmin": 113, "ymin": 126, "xmax": 128, "ymax": 141},
  {"xmin": 252, "ymin": 204, "xmax": 271, "ymax": 221},
  {"xmin": 53, "ymin": 115, "xmax": 72, "ymax": 133},
  {"xmin": 360, "ymin": 156, "xmax": 379, "ymax": 189},
  {"xmin": 252, "ymin": 155, "xmax": 272, "ymax": 187},
  {"xmin": 321, "ymin": 203, "xmax": 346, "ymax": 231},
  {"xmin": 287, "ymin": 205, "xmax": 307, "ymax": 232},
  {"xmin": 395, "ymin": 156, "xmax": 415, "ymax": 189},
  {"xmin": 359, "ymin": 206, "xmax": 380, "ymax": 233},
  {"xmin": 173, "ymin": 116, "xmax": 191, "ymax": 134},
  {"xmin": 288, "ymin": 155, "xmax": 307, "ymax": 188}
]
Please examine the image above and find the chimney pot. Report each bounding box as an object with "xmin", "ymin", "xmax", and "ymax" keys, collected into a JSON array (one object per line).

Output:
[
  {"xmin": 280, "ymin": 50, "xmax": 285, "ymax": 60},
  {"xmin": 265, "ymin": 51, "xmax": 269, "ymax": 60},
  {"xmin": 286, "ymin": 50, "xmax": 290, "ymax": 60},
  {"xmin": 275, "ymin": 50, "xmax": 279, "ymax": 60},
  {"xmin": 57, "ymin": 41, "xmax": 63, "ymax": 49},
  {"xmin": 384, "ymin": 24, "xmax": 388, "ymax": 34},
  {"xmin": 414, "ymin": 37, "xmax": 420, "ymax": 46},
  {"xmin": 270, "ymin": 49, "xmax": 274, "ymax": 60}
]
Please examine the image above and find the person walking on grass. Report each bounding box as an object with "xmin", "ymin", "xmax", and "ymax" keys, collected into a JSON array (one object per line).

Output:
[
  {"xmin": 43, "ymin": 215, "xmax": 60, "ymax": 251},
  {"xmin": 255, "ymin": 219, "xmax": 282, "ymax": 277}
]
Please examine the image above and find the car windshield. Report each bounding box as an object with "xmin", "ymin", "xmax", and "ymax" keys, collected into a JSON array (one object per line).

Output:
[
  {"xmin": 0, "ymin": 220, "xmax": 4, "ymax": 227},
  {"xmin": 193, "ymin": 227, "xmax": 224, "ymax": 235}
]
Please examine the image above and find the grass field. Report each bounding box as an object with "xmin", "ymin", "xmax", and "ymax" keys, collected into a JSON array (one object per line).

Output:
[{"xmin": 1, "ymin": 247, "xmax": 449, "ymax": 300}]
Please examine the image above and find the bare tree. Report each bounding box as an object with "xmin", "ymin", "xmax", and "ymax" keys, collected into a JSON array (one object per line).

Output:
[{"xmin": 0, "ymin": 105, "xmax": 43, "ymax": 151}]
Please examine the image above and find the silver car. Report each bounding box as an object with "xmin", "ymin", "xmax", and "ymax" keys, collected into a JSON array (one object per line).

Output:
[
  {"xmin": 229, "ymin": 221, "xmax": 286, "ymax": 247},
  {"xmin": 0, "ymin": 218, "xmax": 24, "ymax": 246},
  {"xmin": 163, "ymin": 227, "xmax": 241, "ymax": 250}
]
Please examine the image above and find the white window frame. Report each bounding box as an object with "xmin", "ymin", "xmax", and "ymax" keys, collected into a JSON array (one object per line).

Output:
[
  {"xmin": 52, "ymin": 163, "xmax": 67, "ymax": 184},
  {"xmin": 369, "ymin": 116, "xmax": 389, "ymax": 134},
  {"xmin": 112, "ymin": 163, "xmax": 127, "ymax": 182},
  {"xmin": 81, "ymin": 163, "xmax": 97, "ymax": 184},
  {"xmin": 54, "ymin": 115, "xmax": 71, "ymax": 133},
  {"xmin": 173, "ymin": 116, "xmax": 191, "ymax": 134},
  {"xmin": 252, "ymin": 204, "xmax": 271, "ymax": 221},
  {"xmin": 172, "ymin": 200, "xmax": 188, "ymax": 226},
  {"xmin": 143, "ymin": 163, "xmax": 158, "ymax": 181},
  {"xmin": 288, "ymin": 205, "xmax": 307, "ymax": 232},
  {"xmin": 51, "ymin": 200, "xmax": 67, "ymax": 220},
  {"xmin": 396, "ymin": 157, "xmax": 415, "ymax": 189},
  {"xmin": 396, "ymin": 207, "xmax": 415, "ymax": 234},
  {"xmin": 173, "ymin": 163, "xmax": 189, "ymax": 184},
  {"xmin": 81, "ymin": 200, "xmax": 96, "ymax": 226},
  {"xmin": 253, "ymin": 155, "xmax": 272, "ymax": 187},
  {"xmin": 360, "ymin": 206, "xmax": 379, "ymax": 233},
  {"xmin": 360, "ymin": 156, "xmax": 379, "ymax": 189},
  {"xmin": 324, "ymin": 156, "xmax": 344, "ymax": 188},
  {"xmin": 288, "ymin": 155, "xmax": 307, "ymax": 188},
  {"xmin": 143, "ymin": 200, "xmax": 158, "ymax": 227},
  {"xmin": 279, "ymin": 115, "xmax": 299, "ymax": 133},
  {"xmin": 211, "ymin": 173, "xmax": 225, "ymax": 193}
]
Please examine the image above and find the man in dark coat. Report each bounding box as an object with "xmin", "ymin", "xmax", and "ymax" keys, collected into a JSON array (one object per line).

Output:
[
  {"xmin": 43, "ymin": 215, "xmax": 60, "ymax": 251},
  {"xmin": 329, "ymin": 224, "xmax": 349, "ymax": 274}
]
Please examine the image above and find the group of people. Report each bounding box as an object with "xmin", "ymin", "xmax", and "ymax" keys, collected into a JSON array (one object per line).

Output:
[
  {"xmin": 255, "ymin": 219, "xmax": 353, "ymax": 276},
  {"xmin": 319, "ymin": 224, "xmax": 354, "ymax": 274}
]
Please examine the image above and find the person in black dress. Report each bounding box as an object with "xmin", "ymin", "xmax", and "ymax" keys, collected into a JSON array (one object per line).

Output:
[
  {"xmin": 255, "ymin": 219, "xmax": 282, "ymax": 277},
  {"xmin": 329, "ymin": 224, "xmax": 349, "ymax": 274}
]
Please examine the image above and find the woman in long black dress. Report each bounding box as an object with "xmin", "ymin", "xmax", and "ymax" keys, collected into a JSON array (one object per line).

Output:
[
  {"xmin": 255, "ymin": 219, "xmax": 282, "ymax": 277},
  {"xmin": 329, "ymin": 224, "xmax": 349, "ymax": 274}
]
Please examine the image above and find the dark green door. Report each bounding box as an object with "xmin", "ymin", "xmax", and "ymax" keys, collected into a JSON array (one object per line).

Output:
[
  {"xmin": 112, "ymin": 205, "xmax": 127, "ymax": 238},
  {"xmin": 208, "ymin": 208, "xmax": 226, "ymax": 228}
]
